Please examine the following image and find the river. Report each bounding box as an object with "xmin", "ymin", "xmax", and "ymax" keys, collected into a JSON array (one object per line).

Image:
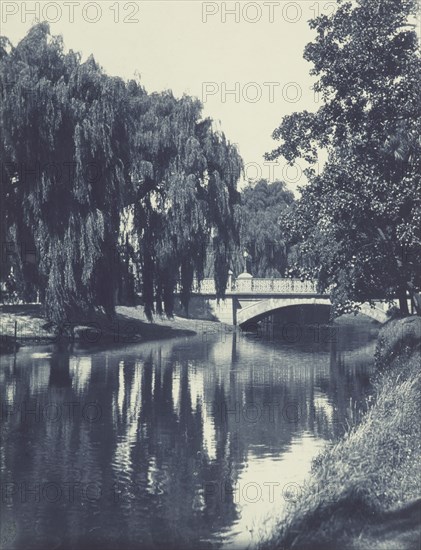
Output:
[{"xmin": 0, "ymin": 316, "xmax": 379, "ymax": 549}]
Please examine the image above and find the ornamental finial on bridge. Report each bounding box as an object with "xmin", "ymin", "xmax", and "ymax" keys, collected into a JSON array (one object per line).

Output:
[{"xmin": 236, "ymin": 271, "xmax": 253, "ymax": 293}]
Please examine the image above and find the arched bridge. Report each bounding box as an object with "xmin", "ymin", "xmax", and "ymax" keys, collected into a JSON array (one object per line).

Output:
[
  {"xmin": 236, "ymin": 296, "xmax": 331, "ymax": 326},
  {"xmin": 180, "ymin": 276, "xmax": 390, "ymax": 326}
]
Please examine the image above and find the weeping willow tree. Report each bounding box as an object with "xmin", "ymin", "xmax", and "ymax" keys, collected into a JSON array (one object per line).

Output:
[
  {"xmin": 230, "ymin": 179, "xmax": 295, "ymax": 277},
  {"xmin": 1, "ymin": 23, "xmax": 242, "ymax": 323},
  {"xmin": 0, "ymin": 23, "xmax": 132, "ymax": 323},
  {"xmin": 127, "ymin": 92, "xmax": 242, "ymax": 318}
]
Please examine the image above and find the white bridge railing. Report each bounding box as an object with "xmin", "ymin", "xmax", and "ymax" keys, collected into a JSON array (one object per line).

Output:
[{"xmin": 187, "ymin": 278, "xmax": 319, "ymax": 295}]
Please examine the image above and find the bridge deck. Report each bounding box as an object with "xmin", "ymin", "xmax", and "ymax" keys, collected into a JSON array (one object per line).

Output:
[{"xmin": 188, "ymin": 278, "xmax": 321, "ymax": 295}]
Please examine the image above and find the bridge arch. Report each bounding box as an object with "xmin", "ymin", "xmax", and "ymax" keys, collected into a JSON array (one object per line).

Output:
[
  {"xmin": 236, "ymin": 297, "xmax": 389, "ymax": 326},
  {"xmin": 236, "ymin": 297, "xmax": 331, "ymax": 327}
]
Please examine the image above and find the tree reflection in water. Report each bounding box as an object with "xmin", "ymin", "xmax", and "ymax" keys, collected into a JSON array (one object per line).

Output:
[{"xmin": 0, "ymin": 317, "xmax": 377, "ymax": 549}]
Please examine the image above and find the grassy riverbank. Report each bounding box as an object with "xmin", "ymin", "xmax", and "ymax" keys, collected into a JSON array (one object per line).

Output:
[
  {"xmin": 259, "ymin": 316, "xmax": 421, "ymax": 550},
  {"xmin": 0, "ymin": 304, "xmax": 226, "ymax": 351}
]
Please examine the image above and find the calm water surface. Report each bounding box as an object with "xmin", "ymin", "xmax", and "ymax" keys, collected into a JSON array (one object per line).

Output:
[{"xmin": 1, "ymin": 318, "xmax": 378, "ymax": 549}]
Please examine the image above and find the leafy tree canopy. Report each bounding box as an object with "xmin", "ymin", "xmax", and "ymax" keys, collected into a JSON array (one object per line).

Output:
[{"xmin": 267, "ymin": 0, "xmax": 421, "ymax": 315}]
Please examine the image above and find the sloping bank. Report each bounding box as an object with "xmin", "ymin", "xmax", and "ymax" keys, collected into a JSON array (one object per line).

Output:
[
  {"xmin": 0, "ymin": 304, "xmax": 224, "ymax": 352},
  {"xmin": 259, "ymin": 316, "xmax": 421, "ymax": 550}
]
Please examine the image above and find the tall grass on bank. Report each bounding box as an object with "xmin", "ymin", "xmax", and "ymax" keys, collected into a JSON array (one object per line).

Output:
[{"xmin": 259, "ymin": 316, "xmax": 421, "ymax": 550}]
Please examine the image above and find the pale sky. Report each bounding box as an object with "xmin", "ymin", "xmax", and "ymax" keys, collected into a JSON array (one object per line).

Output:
[{"xmin": 1, "ymin": 1, "xmax": 329, "ymax": 192}]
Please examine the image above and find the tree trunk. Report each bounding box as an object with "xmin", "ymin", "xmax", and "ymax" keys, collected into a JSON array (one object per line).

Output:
[
  {"xmin": 411, "ymin": 292, "xmax": 421, "ymax": 315},
  {"xmin": 398, "ymin": 287, "xmax": 409, "ymax": 316},
  {"xmin": 406, "ymin": 283, "xmax": 421, "ymax": 316},
  {"xmin": 374, "ymin": 228, "xmax": 419, "ymax": 315}
]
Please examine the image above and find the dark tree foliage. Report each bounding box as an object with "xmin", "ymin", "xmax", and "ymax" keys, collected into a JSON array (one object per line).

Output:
[
  {"xmin": 0, "ymin": 23, "xmax": 242, "ymax": 322},
  {"xmin": 126, "ymin": 92, "xmax": 242, "ymax": 318},
  {"xmin": 1, "ymin": 23, "xmax": 129, "ymax": 321},
  {"xmin": 235, "ymin": 179, "xmax": 295, "ymax": 277},
  {"xmin": 267, "ymin": 0, "xmax": 421, "ymax": 315}
]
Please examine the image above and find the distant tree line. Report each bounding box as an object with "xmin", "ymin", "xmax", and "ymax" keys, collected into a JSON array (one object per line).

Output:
[{"xmin": 225, "ymin": 179, "xmax": 296, "ymax": 278}]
